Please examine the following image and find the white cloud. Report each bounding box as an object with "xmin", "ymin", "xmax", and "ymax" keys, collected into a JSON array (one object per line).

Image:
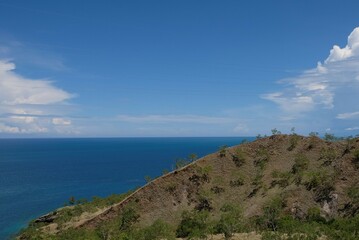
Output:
[
  {"xmin": 117, "ymin": 114, "xmax": 235, "ymax": 124},
  {"xmin": 0, "ymin": 60, "xmax": 75, "ymax": 134},
  {"xmin": 336, "ymin": 111, "xmax": 359, "ymax": 119},
  {"xmin": 263, "ymin": 27, "xmax": 359, "ymax": 118},
  {"xmin": 0, "ymin": 60, "xmax": 72, "ymax": 105},
  {"xmin": 0, "ymin": 123, "xmax": 21, "ymax": 133},
  {"xmin": 52, "ymin": 117, "xmax": 72, "ymax": 125},
  {"xmin": 325, "ymin": 28, "xmax": 359, "ymax": 63},
  {"xmin": 345, "ymin": 127, "xmax": 359, "ymax": 131},
  {"xmin": 10, "ymin": 116, "xmax": 36, "ymax": 123}
]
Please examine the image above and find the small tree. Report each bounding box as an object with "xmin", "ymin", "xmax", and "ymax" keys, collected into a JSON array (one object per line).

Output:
[
  {"xmin": 324, "ymin": 133, "xmax": 337, "ymax": 142},
  {"xmin": 216, "ymin": 204, "xmax": 243, "ymax": 239},
  {"xmin": 175, "ymin": 158, "xmax": 190, "ymax": 169},
  {"xmin": 144, "ymin": 175, "xmax": 152, "ymax": 183},
  {"xmin": 309, "ymin": 132, "xmax": 319, "ymax": 137},
  {"xmin": 262, "ymin": 196, "xmax": 284, "ymax": 231},
  {"xmin": 271, "ymin": 128, "xmax": 281, "ymax": 135}
]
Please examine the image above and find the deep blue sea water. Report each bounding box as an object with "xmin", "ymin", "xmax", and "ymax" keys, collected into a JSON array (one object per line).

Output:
[{"xmin": 0, "ymin": 137, "xmax": 251, "ymax": 239}]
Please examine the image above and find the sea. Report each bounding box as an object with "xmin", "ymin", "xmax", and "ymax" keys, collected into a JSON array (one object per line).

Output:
[{"xmin": 0, "ymin": 137, "xmax": 252, "ymax": 239}]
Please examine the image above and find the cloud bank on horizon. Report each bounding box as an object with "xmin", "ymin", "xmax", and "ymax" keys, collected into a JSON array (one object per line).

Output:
[{"xmin": 0, "ymin": 60, "xmax": 76, "ymax": 134}]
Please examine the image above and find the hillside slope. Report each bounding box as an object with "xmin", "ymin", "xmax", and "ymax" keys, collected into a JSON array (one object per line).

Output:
[{"xmin": 19, "ymin": 135, "xmax": 359, "ymax": 239}]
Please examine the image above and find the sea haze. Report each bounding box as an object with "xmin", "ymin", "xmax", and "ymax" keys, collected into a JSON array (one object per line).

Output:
[{"xmin": 0, "ymin": 137, "xmax": 251, "ymax": 239}]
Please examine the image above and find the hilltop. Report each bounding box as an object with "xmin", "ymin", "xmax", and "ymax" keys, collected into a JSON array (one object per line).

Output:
[{"xmin": 19, "ymin": 134, "xmax": 359, "ymax": 239}]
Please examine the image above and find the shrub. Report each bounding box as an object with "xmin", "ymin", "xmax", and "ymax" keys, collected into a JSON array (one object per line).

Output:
[
  {"xmin": 255, "ymin": 146, "xmax": 269, "ymax": 170},
  {"xmin": 319, "ymin": 147, "xmax": 337, "ymax": 165},
  {"xmin": 230, "ymin": 177, "xmax": 244, "ymax": 187},
  {"xmin": 232, "ymin": 149, "xmax": 246, "ymax": 167},
  {"xmin": 347, "ymin": 186, "xmax": 359, "ymax": 205},
  {"xmin": 343, "ymin": 137, "xmax": 355, "ymax": 155},
  {"xmin": 307, "ymin": 207, "xmax": 326, "ymax": 223},
  {"xmin": 195, "ymin": 196, "xmax": 213, "ymax": 212},
  {"xmin": 175, "ymin": 158, "xmax": 191, "ymax": 169},
  {"xmin": 188, "ymin": 153, "xmax": 198, "ymax": 162},
  {"xmin": 288, "ymin": 134, "xmax": 300, "ymax": 151},
  {"xmin": 256, "ymin": 134, "xmax": 263, "ymax": 140},
  {"xmin": 210, "ymin": 186, "xmax": 225, "ymax": 194},
  {"xmin": 262, "ymin": 196, "xmax": 285, "ymax": 231},
  {"xmin": 271, "ymin": 128, "xmax": 281, "ymax": 135},
  {"xmin": 144, "ymin": 175, "xmax": 152, "ymax": 183},
  {"xmin": 118, "ymin": 206, "xmax": 139, "ymax": 231},
  {"xmin": 176, "ymin": 210, "xmax": 211, "ymax": 238},
  {"xmin": 165, "ymin": 183, "xmax": 177, "ymax": 194},
  {"xmin": 271, "ymin": 170, "xmax": 291, "ymax": 188},
  {"xmin": 215, "ymin": 204, "xmax": 244, "ymax": 239},
  {"xmin": 353, "ymin": 149, "xmax": 359, "ymax": 167},
  {"xmin": 324, "ymin": 133, "xmax": 338, "ymax": 142},
  {"xmin": 142, "ymin": 219, "xmax": 176, "ymax": 240},
  {"xmin": 309, "ymin": 132, "xmax": 319, "ymax": 137},
  {"xmin": 307, "ymin": 136, "xmax": 318, "ymax": 150},
  {"xmin": 219, "ymin": 145, "xmax": 228, "ymax": 158},
  {"xmin": 292, "ymin": 154, "xmax": 309, "ymax": 174},
  {"xmin": 304, "ymin": 170, "xmax": 332, "ymax": 191}
]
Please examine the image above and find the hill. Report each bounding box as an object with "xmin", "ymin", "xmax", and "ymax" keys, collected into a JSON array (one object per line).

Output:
[{"xmin": 19, "ymin": 134, "xmax": 359, "ymax": 239}]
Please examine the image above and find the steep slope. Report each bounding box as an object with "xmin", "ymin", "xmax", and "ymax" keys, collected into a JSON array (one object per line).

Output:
[
  {"xmin": 19, "ymin": 135, "xmax": 359, "ymax": 239},
  {"xmin": 80, "ymin": 135, "xmax": 359, "ymax": 227}
]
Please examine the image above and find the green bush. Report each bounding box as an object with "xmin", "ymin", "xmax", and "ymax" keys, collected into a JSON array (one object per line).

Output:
[
  {"xmin": 271, "ymin": 128, "xmax": 281, "ymax": 135},
  {"xmin": 288, "ymin": 134, "xmax": 300, "ymax": 151},
  {"xmin": 304, "ymin": 170, "xmax": 332, "ymax": 191},
  {"xmin": 292, "ymin": 154, "xmax": 309, "ymax": 174},
  {"xmin": 176, "ymin": 210, "xmax": 212, "ymax": 239},
  {"xmin": 307, "ymin": 207, "xmax": 326, "ymax": 223},
  {"xmin": 215, "ymin": 204, "xmax": 244, "ymax": 239},
  {"xmin": 347, "ymin": 186, "xmax": 359, "ymax": 205},
  {"xmin": 219, "ymin": 145, "xmax": 228, "ymax": 158},
  {"xmin": 118, "ymin": 206, "xmax": 139, "ymax": 231},
  {"xmin": 142, "ymin": 220, "xmax": 176, "ymax": 240},
  {"xmin": 232, "ymin": 149, "xmax": 246, "ymax": 167},
  {"xmin": 229, "ymin": 177, "xmax": 244, "ymax": 187},
  {"xmin": 255, "ymin": 146, "xmax": 269, "ymax": 170},
  {"xmin": 271, "ymin": 170, "xmax": 291, "ymax": 188},
  {"xmin": 262, "ymin": 196, "xmax": 285, "ymax": 231},
  {"xmin": 319, "ymin": 148, "xmax": 337, "ymax": 165}
]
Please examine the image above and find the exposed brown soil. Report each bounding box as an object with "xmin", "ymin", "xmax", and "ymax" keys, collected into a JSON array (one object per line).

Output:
[
  {"xmin": 31, "ymin": 135, "xmax": 359, "ymax": 235},
  {"xmin": 76, "ymin": 135, "xmax": 359, "ymax": 230}
]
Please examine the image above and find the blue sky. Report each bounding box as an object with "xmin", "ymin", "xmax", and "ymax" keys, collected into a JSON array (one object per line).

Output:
[{"xmin": 0, "ymin": 0, "xmax": 359, "ymax": 137}]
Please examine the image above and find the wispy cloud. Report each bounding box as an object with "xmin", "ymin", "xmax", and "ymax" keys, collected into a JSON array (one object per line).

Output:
[
  {"xmin": 345, "ymin": 126, "xmax": 359, "ymax": 131},
  {"xmin": 116, "ymin": 114, "xmax": 235, "ymax": 124},
  {"xmin": 337, "ymin": 111, "xmax": 359, "ymax": 119},
  {"xmin": 233, "ymin": 123, "xmax": 249, "ymax": 133},
  {"xmin": 262, "ymin": 27, "xmax": 359, "ymax": 119},
  {"xmin": 0, "ymin": 38, "xmax": 69, "ymax": 71}
]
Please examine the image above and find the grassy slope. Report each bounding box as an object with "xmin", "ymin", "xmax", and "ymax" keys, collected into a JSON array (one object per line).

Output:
[{"xmin": 18, "ymin": 135, "xmax": 359, "ymax": 239}]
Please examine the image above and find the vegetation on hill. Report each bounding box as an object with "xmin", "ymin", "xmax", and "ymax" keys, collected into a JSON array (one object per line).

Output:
[{"xmin": 18, "ymin": 133, "xmax": 359, "ymax": 240}]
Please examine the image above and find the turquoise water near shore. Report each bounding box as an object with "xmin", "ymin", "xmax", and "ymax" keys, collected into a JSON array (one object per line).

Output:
[{"xmin": 0, "ymin": 137, "xmax": 251, "ymax": 239}]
